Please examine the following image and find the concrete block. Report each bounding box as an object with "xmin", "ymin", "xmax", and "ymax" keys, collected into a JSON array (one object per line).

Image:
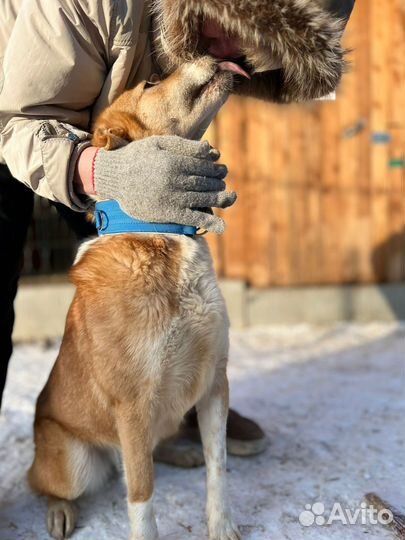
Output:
[
  {"xmin": 14, "ymin": 278, "xmax": 74, "ymax": 342},
  {"xmin": 12, "ymin": 278, "xmax": 405, "ymax": 343},
  {"xmin": 247, "ymin": 285, "xmax": 405, "ymax": 325},
  {"xmin": 219, "ymin": 279, "xmax": 247, "ymax": 329}
]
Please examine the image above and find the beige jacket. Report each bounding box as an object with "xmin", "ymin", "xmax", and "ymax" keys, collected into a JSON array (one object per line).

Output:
[
  {"xmin": 0, "ymin": 0, "xmax": 153, "ymax": 209},
  {"xmin": 0, "ymin": 0, "xmax": 351, "ymax": 210}
]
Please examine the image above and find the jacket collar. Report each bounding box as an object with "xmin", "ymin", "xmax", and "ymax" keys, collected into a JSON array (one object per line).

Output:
[{"xmin": 154, "ymin": 0, "xmax": 353, "ymax": 103}]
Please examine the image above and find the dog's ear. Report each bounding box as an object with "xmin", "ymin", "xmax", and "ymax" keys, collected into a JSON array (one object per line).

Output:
[
  {"xmin": 92, "ymin": 107, "xmax": 148, "ymax": 149},
  {"xmin": 92, "ymin": 126, "xmax": 129, "ymax": 150}
]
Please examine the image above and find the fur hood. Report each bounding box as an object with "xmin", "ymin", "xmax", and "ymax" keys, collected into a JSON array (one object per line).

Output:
[{"xmin": 154, "ymin": 0, "xmax": 355, "ymax": 103}]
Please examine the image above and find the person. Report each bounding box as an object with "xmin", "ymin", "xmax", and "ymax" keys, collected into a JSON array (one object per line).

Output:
[{"xmin": 0, "ymin": 0, "xmax": 355, "ymax": 464}]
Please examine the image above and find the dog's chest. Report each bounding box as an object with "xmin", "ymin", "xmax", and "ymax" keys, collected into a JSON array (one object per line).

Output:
[
  {"xmin": 177, "ymin": 236, "xmax": 228, "ymax": 323},
  {"xmin": 154, "ymin": 236, "xmax": 229, "ymax": 427}
]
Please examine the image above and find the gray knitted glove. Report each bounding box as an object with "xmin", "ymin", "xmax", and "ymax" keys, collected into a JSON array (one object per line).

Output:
[{"xmin": 94, "ymin": 136, "xmax": 236, "ymax": 234}]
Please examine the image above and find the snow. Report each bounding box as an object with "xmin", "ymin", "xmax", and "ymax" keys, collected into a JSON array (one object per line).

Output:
[{"xmin": 1, "ymin": 324, "xmax": 404, "ymax": 540}]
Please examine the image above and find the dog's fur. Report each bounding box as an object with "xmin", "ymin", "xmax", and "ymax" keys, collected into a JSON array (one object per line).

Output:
[
  {"xmin": 154, "ymin": 0, "xmax": 349, "ymax": 102},
  {"xmin": 28, "ymin": 57, "xmax": 240, "ymax": 540}
]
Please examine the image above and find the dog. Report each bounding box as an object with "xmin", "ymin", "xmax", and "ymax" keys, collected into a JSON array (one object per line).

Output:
[{"xmin": 28, "ymin": 57, "xmax": 245, "ymax": 540}]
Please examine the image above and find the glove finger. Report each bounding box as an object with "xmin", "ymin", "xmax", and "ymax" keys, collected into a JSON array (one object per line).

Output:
[
  {"xmin": 181, "ymin": 208, "xmax": 226, "ymax": 234},
  {"xmin": 157, "ymin": 136, "xmax": 220, "ymax": 161},
  {"xmin": 180, "ymin": 176, "xmax": 226, "ymax": 192},
  {"xmin": 186, "ymin": 190, "xmax": 237, "ymax": 209},
  {"xmin": 177, "ymin": 156, "xmax": 228, "ymax": 179},
  {"xmin": 216, "ymin": 190, "xmax": 237, "ymax": 209}
]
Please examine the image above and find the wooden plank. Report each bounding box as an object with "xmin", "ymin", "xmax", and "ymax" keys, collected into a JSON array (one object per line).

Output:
[
  {"xmin": 302, "ymin": 102, "xmax": 322, "ymax": 285},
  {"xmin": 270, "ymin": 106, "xmax": 292, "ymax": 286},
  {"xmin": 386, "ymin": 0, "xmax": 405, "ymax": 281},
  {"xmin": 286, "ymin": 104, "xmax": 308, "ymax": 285},
  {"xmin": 319, "ymin": 97, "xmax": 341, "ymax": 285},
  {"xmin": 338, "ymin": 7, "xmax": 364, "ymax": 283},
  {"xmin": 216, "ymin": 96, "xmax": 248, "ymax": 280},
  {"xmin": 369, "ymin": 0, "xmax": 391, "ymax": 282},
  {"xmin": 245, "ymin": 98, "xmax": 275, "ymax": 287},
  {"xmin": 353, "ymin": 0, "xmax": 374, "ymax": 283}
]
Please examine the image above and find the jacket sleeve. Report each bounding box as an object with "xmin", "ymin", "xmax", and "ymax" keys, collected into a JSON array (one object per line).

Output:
[{"xmin": 0, "ymin": 0, "xmax": 109, "ymax": 209}]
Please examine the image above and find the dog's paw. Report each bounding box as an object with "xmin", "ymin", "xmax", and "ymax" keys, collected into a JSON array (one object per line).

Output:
[
  {"xmin": 47, "ymin": 499, "xmax": 76, "ymax": 539},
  {"xmin": 209, "ymin": 518, "xmax": 241, "ymax": 540}
]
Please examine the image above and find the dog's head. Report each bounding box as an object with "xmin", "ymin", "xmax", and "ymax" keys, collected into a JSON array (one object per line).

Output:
[{"xmin": 92, "ymin": 57, "xmax": 245, "ymax": 149}]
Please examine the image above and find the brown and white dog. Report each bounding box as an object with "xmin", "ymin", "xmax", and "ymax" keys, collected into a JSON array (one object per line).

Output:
[{"xmin": 28, "ymin": 57, "xmax": 242, "ymax": 540}]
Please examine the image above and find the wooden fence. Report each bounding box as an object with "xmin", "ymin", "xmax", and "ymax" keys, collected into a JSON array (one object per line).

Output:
[{"xmin": 206, "ymin": 0, "xmax": 405, "ymax": 287}]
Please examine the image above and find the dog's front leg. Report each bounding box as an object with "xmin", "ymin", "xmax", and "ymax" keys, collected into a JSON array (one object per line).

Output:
[
  {"xmin": 197, "ymin": 365, "xmax": 241, "ymax": 540},
  {"xmin": 116, "ymin": 412, "xmax": 159, "ymax": 540}
]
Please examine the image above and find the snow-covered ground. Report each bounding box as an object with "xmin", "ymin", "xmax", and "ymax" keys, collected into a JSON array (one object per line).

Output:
[{"xmin": 1, "ymin": 324, "xmax": 404, "ymax": 540}]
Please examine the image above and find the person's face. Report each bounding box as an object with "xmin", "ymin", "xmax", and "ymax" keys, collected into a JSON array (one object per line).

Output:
[
  {"xmin": 198, "ymin": 18, "xmax": 281, "ymax": 73},
  {"xmin": 199, "ymin": 18, "xmax": 243, "ymax": 60},
  {"xmin": 152, "ymin": 13, "xmax": 281, "ymax": 75}
]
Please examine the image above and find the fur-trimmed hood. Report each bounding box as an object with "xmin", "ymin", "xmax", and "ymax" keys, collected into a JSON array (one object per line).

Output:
[{"xmin": 154, "ymin": 0, "xmax": 355, "ymax": 103}]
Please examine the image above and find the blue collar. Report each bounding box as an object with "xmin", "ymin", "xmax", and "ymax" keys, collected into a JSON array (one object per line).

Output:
[{"xmin": 94, "ymin": 200, "xmax": 198, "ymax": 237}]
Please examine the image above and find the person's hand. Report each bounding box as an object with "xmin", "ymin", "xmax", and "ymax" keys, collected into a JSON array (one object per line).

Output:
[{"xmin": 77, "ymin": 136, "xmax": 236, "ymax": 234}]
